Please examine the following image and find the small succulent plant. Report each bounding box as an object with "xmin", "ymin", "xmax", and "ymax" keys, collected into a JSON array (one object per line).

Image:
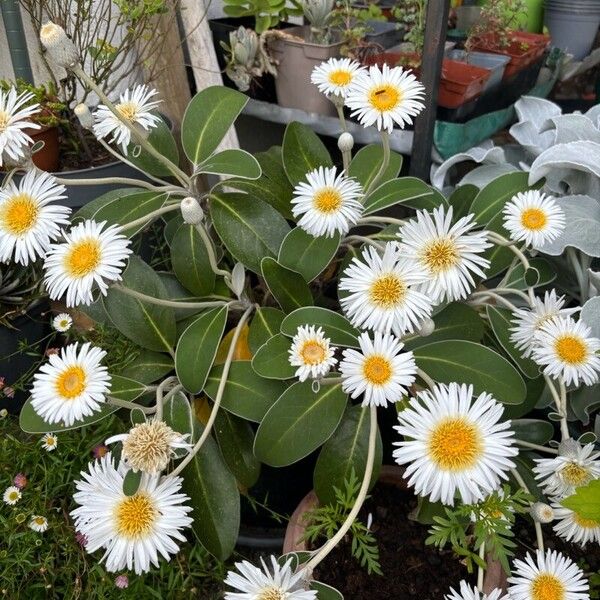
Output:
[{"xmin": 0, "ymin": 265, "xmax": 44, "ymax": 325}]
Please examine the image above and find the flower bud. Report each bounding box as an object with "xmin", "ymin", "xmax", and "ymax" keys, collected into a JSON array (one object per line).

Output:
[
  {"xmin": 40, "ymin": 22, "xmax": 79, "ymax": 69},
  {"xmin": 180, "ymin": 197, "xmax": 204, "ymax": 225},
  {"xmin": 418, "ymin": 318, "xmax": 435, "ymax": 337},
  {"xmin": 558, "ymin": 438, "xmax": 580, "ymax": 459},
  {"xmin": 74, "ymin": 103, "xmax": 93, "ymax": 130},
  {"xmin": 338, "ymin": 132, "xmax": 354, "ymax": 153},
  {"xmin": 531, "ymin": 502, "xmax": 555, "ymax": 524}
]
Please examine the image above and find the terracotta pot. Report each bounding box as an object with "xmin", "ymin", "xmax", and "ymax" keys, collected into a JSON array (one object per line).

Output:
[{"xmin": 24, "ymin": 125, "xmax": 60, "ymax": 172}]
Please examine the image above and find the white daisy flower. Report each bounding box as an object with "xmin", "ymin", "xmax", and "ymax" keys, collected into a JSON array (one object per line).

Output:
[
  {"xmin": 552, "ymin": 504, "xmax": 600, "ymax": 547},
  {"xmin": 30, "ymin": 342, "xmax": 111, "ymax": 427},
  {"xmin": 3, "ymin": 485, "xmax": 21, "ymax": 505},
  {"xmin": 397, "ymin": 206, "xmax": 491, "ymax": 303},
  {"xmin": 311, "ymin": 57, "xmax": 366, "ymax": 98},
  {"xmin": 0, "ymin": 169, "xmax": 70, "ymax": 265},
  {"xmin": 339, "ymin": 242, "xmax": 433, "ymax": 336},
  {"xmin": 106, "ymin": 420, "xmax": 191, "ymax": 474},
  {"xmin": 508, "ymin": 549, "xmax": 589, "ymax": 600},
  {"xmin": 93, "ymin": 84, "xmax": 161, "ymax": 153},
  {"xmin": 503, "ymin": 190, "xmax": 565, "ymax": 248},
  {"xmin": 70, "ymin": 453, "xmax": 193, "ymax": 575},
  {"xmin": 224, "ymin": 555, "xmax": 316, "ymax": 600},
  {"xmin": 533, "ymin": 441, "xmax": 600, "ymax": 501},
  {"xmin": 339, "ymin": 331, "xmax": 416, "ymax": 407},
  {"xmin": 291, "ymin": 166, "xmax": 363, "ymax": 238},
  {"xmin": 510, "ymin": 290, "xmax": 577, "ymax": 359},
  {"xmin": 43, "ymin": 219, "xmax": 132, "ymax": 307},
  {"xmin": 29, "ymin": 515, "xmax": 48, "ymax": 532},
  {"xmin": 532, "ymin": 316, "xmax": 600, "ymax": 387},
  {"xmin": 0, "ymin": 88, "xmax": 40, "ymax": 166},
  {"xmin": 345, "ymin": 63, "xmax": 425, "ymax": 133},
  {"xmin": 41, "ymin": 433, "xmax": 58, "ymax": 451},
  {"xmin": 445, "ymin": 580, "xmax": 509, "ymax": 600},
  {"xmin": 393, "ymin": 383, "xmax": 518, "ymax": 506},
  {"xmin": 52, "ymin": 312, "xmax": 73, "ymax": 332},
  {"xmin": 288, "ymin": 325, "xmax": 338, "ymax": 382}
]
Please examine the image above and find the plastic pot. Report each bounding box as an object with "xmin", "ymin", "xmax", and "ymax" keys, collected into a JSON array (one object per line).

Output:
[
  {"xmin": 364, "ymin": 20, "xmax": 404, "ymax": 49},
  {"xmin": 543, "ymin": 3, "xmax": 600, "ymax": 60},
  {"xmin": 25, "ymin": 125, "xmax": 60, "ymax": 172},
  {"xmin": 447, "ymin": 49, "xmax": 510, "ymax": 93}
]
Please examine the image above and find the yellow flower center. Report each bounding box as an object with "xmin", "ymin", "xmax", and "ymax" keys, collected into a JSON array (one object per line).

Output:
[
  {"xmin": 521, "ymin": 207, "xmax": 548, "ymax": 231},
  {"xmin": 531, "ymin": 573, "xmax": 566, "ymax": 600},
  {"xmin": 561, "ymin": 462, "xmax": 591, "ymax": 486},
  {"xmin": 8, "ymin": 491, "xmax": 19, "ymax": 501},
  {"xmin": 116, "ymin": 101, "xmax": 138, "ymax": 121},
  {"xmin": 362, "ymin": 354, "xmax": 392, "ymax": 385},
  {"xmin": 0, "ymin": 110, "xmax": 9, "ymax": 132},
  {"xmin": 300, "ymin": 340, "xmax": 327, "ymax": 365},
  {"xmin": 421, "ymin": 238, "xmax": 459, "ymax": 273},
  {"xmin": 573, "ymin": 513, "xmax": 599, "ymax": 528},
  {"xmin": 369, "ymin": 84, "xmax": 401, "ymax": 111},
  {"xmin": 45, "ymin": 437, "xmax": 56, "ymax": 446},
  {"xmin": 0, "ymin": 193, "xmax": 39, "ymax": 235},
  {"xmin": 554, "ymin": 335, "xmax": 587, "ymax": 365},
  {"xmin": 55, "ymin": 365, "xmax": 87, "ymax": 399},
  {"xmin": 314, "ymin": 187, "xmax": 343, "ymax": 214},
  {"xmin": 369, "ymin": 274, "xmax": 406, "ymax": 308},
  {"xmin": 34, "ymin": 517, "xmax": 46, "ymax": 525},
  {"xmin": 258, "ymin": 588, "xmax": 285, "ymax": 600},
  {"xmin": 115, "ymin": 493, "xmax": 157, "ymax": 539},
  {"xmin": 428, "ymin": 417, "xmax": 483, "ymax": 471},
  {"xmin": 329, "ymin": 69, "xmax": 352, "ymax": 86},
  {"xmin": 59, "ymin": 319, "xmax": 70, "ymax": 329},
  {"xmin": 64, "ymin": 239, "xmax": 101, "ymax": 278}
]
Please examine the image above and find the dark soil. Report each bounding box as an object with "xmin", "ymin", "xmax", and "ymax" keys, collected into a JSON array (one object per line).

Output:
[{"xmin": 59, "ymin": 135, "xmax": 113, "ymax": 171}]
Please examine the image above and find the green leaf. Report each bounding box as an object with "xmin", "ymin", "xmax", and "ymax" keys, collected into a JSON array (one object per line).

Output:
[
  {"xmin": 170, "ymin": 224, "xmax": 216, "ymax": 296},
  {"xmin": 261, "ymin": 257, "xmax": 313, "ymax": 313},
  {"xmin": 562, "ymin": 480, "xmax": 600, "ymax": 521},
  {"xmin": 198, "ymin": 149, "xmax": 261, "ymax": 179},
  {"xmin": 278, "ymin": 228, "xmax": 340, "ymax": 282},
  {"xmin": 363, "ymin": 177, "xmax": 444, "ymax": 215},
  {"xmin": 314, "ymin": 405, "xmax": 382, "ymax": 505},
  {"xmin": 570, "ymin": 384, "xmax": 600, "ymax": 425},
  {"xmin": 126, "ymin": 117, "xmax": 179, "ymax": 178},
  {"xmin": 175, "ymin": 307, "xmax": 228, "ymax": 394},
  {"xmin": 182, "ymin": 86, "xmax": 248, "ymax": 165},
  {"xmin": 310, "ymin": 581, "xmax": 344, "ymax": 600},
  {"xmin": 251, "ymin": 333, "xmax": 296, "ymax": 380},
  {"xmin": 254, "ymin": 381, "xmax": 347, "ymax": 467},
  {"xmin": 248, "ymin": 307, "xmax": 285, "ymax": 354},
  {"xmin": 159, "ymin": 273, "xmax": 206, "ymax": 322},
  {"xmin": 504, "ymin": 258, "xmax": 556, "ymax": 290},
  {"xmin": 413, "ymin": 340, "xmax": 526, "ymax": 405},
  {"xmin": 282, "ymin": 122, "xmax": 332, "ymax": 186},
  {"xmin": 72, "ymin": 188, "xmax": 144, "ymax": 223},
  {"xmin": 204, "ymin": 361, "xmax": 287, "ymax": 422},
  {"xmin": 281, "ymin": 307, "xmax": 359, "ymax": 347},
  {"xmin": 210, "ymin": 192, "xmax": 290, "ymax": 274},
  {"xmin": 163, "ymin": 390, "xmax": 194, "ymax": 457},
  {"xmin": 348, "ymin": 143, "xmax": 402, "ymax": 189},
  {"xmin": 103, "ymin": 256, "xmax": 176, "ymax": 353},
  {"xmin": 119, "ymin": 349, "xmax": 174, "ymax": 383},
  {"xmin": 448, "ymin": 184, "xmax": 479, "ymax": 221},
  {"xmin": 123, "ymin": 470, "xmax": 142, "ymax": 496},
  {"xmin": 511, "ymin": 419, "xmax": 554, "ymax": 445}
]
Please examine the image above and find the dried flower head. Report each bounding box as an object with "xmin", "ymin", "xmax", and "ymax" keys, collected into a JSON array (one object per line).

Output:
[{"xmin": 40, "ymin": 22, "xmax": 79, "ymax": 69}]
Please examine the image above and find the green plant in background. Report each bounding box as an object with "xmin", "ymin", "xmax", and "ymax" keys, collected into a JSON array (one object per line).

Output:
[
  {"xmin": 223, "ymin": 0, "xmax": 302, "ymax": 33},
  {"xmin": 392, "ymin": 0, "xmax": 426, "ymax": 54},
  {"xmin": 465, "ymin": 0, "xmax": 527, "ymax": 51},
  {"xmin": 0, "ymin": 264, "xmax": 45, "ymax": 328},
  {"xmin": 302, "ymin": 0, "xmax": 336, "ymax": 43}
]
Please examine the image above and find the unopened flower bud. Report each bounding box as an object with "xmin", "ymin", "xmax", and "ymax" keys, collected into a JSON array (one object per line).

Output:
[
  {"xmin": 531, "ymin": 502, "xmax": 555, "ymax": 524},
  {"xmin": 180, "ymin": 197, "xmax": 204, "ymax": 225},
  {"xmin": 558, "ymin": 438, "xmax": 580, "ymax": 459},
  {"xmin": 418, "ymin": 318, "xmax": 435, "ymax": 337},
  {"xmin": 74, "ymin": 103, "xmax": 93, "ymax": 130},
  {"xmin": 40, "ymin": 22, "xmax": 79, "ymax": 69},
  {"xmin": 338, "ymin": 132, "xmax": 354, "ymax": 153}
]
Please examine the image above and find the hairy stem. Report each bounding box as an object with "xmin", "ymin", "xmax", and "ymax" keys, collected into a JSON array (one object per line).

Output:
[
  {"xmin": 122, "ymin": 204, "xmax": 181, "ymax": 232},
  {"xmin": 111, "ymin": 284, "xmax": 234, "ymax": 309},
  {"xmin": 194, "ymin": 223, "xmax": 231, "ymax": 279},
  {"xmin": 477, "ymin": 541, "xmax": 486, "ymax": 592},
  {"xmin": 515, "ymin": 439, "xmax": 559, "ymax": 454},
  {"xmin": 107, "ymin": 396, "xmax": 155, "ymax": 414},
  {"xmin": 511, "ymin": 467, "xmax": 544, "ymax": 552}
]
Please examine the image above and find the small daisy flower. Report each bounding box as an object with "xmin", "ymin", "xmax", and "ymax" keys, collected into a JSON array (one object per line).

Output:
[
  {"xmin": 41, "ymin": 433, "xmax": 58, "ymax": 451},
  {"xmin": 71, "ymin": 453, "xmax": 193, "ymax": 575},
  {"xmin": 93, "ymin": 84, "xmax": 161, "ymax": 153},
  {"xmin": 339, "ymin": 242, "xmax": 433, "ymax": 336},
  {"xmin": 445, "ymin": 580, "xmax": 509, "ymax": 600},
  {"xmin": 0, "ymin": 408, "xmax": 7, "ymax": 418},
  {"xmin": 0, "ymin": 170, "xmax": 70, "ymax": 266},
  {"xmin": 106, "ymin": 420, "xmax": 191, "ymax": 474},
  {"xmin": 339, "ymin": 331, "xmax": 416, "ymax": 407},
  {"xmin": 291, "ymin": 166, "xmax": 363, "ymax": 238},
  {"xmin": 13, "ymin": 473, "xmax": 27, "ymax": 489},
  {"xmin": 345, "ymin": 63, "xmax": 425, "ymax": 133},
  {"xmin": 43, "ymin": 219, "xmax": 132, "ymax": 307},
  {"xmin": 311, "ymin": 57, "xmax": 366, "ymax": 98},
  {"xmin": 288, "ymin": 325, "xmax": 338, "ymax": 382},
  {"xmin": 510, "ymin": 290, "xmax": 577, "ymax": 359},
  {"xmin": 393, "ymin": 383, "xmax": 518, "ymax": 506},
  {"xmin": 115, "ymin": 575, "xmax": 129, "ymax": 589},
  {"xmin": 29, "ymin": 515, "xmax": 48, "ymax": 532},
  {"xmin": 552, "ymin": 504, "xmax": 600, "ymax": 546},
  {"xmin": 508, "ymin": 549, "xmax": 589, "ymax": 600},
  {"xmin": 397, "ymin": 206, "xmax": 491, "ymax": 303},
  {"xmin": 3, "ymin": 486, "xmax": 21, "ymax": 505},
  {"xmin": 52, "ymin": 312, "xmax": 73, "ymax": 332},
  {"xmin": 503, "ymin": 190, "xmax": 565, "ymax": 248},
  {"xmin": 30, "ymin": 342, "xmax": 111, "ymax": 427},
  {"xmin": 224, "ymin": 555, "xmax": 316, "ymax": 600},
  {"xmin": 0, "ymin": 88, "xmax": 40, "ymax": 166},
  {"xmin": 532, "ymin": 316, "xmax": 600, "ymax": 387}
]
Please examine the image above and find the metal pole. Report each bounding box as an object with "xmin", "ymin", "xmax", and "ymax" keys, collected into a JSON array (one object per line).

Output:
[
  {"xmin": 409, "ymin": 0, "xmax": 450, "ymax": 181},
  {"xmin": 1, "ymin": 0, "xmax": 34, "ymax": 83}
]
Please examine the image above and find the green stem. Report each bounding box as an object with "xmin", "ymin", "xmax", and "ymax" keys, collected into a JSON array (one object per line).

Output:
[
  {"xmin": 358, "ymin": 216, "xmax": 406, "ymax": 227},
  {"xmin": 477, "ymin": 541, "xmax": 486, "ymax": 592},
  {"xmin": 194, "ymin": 223, "xmax": 231, "ymax": 279},
  {"xmin": 121, "ymin": 204, "xmax": 180, "ymax": 232},
  {"xmin": 343, "ymin": 235, "xmax": 385, "ymax": 251},
  {"xmin": 515, "ymin": 439, "xmax": 559, "ymax": 454},
  {"xmin": 558, "ymin": 379, "xmax": 570, "ymax": 440},
  {"xmin": 107, "ymin": 396, "xmax": 155, "ymax": 414},
  {"xmin": 54, "ymin": 175, "xmax": 166, "ymax": 191},
  {"xmin": 154, "ymin": 376, "xmax": 179, "ymax": 421},
  {"xmin": 469, "ymin": 291, "xmax": 520, "ymax": 312},
  {"xmin": 111, "ymin": 284, "xmax": 233, "ymax": 309},
  {"xmin": 511, "ymin": 467, "xmax": 544, "ymax": 552},
  {"xmin": 365, "ymin": 130, "xmax": 390, "ymax": 196}
]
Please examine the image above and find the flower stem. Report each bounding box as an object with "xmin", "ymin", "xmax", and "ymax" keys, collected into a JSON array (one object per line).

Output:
[
  {"xmin": 558, "ymin": 379, "xmax": 570, "ymax": 440},
  {"xmin": 111, "ymin": 284, "xmax": 234, "ymax": 309},
  {"xmin": 365, "ymin": 130, "xmax": 390, "ymax": 196},
  {"xmin": 469, "ymin": 291, "xmax": 520, "ymax": 312},
  {"xmin": 511, "ymin": 467, "xmax": 544, "ymax": 552},
  {"xmin": 154, "ymin": 376, "xmax": 180, "ymax": 421},
  {"xmin": 417, "ymin": 368, "xmax": 437, "ymax": 392},
  {"xmin": 477, "ymin": 541, "xmax": 486, "ymax": 592},
  {"xmin": 515, "ymin": 439, "xmax": 559, "ymax": 454},
  {"xmin": 107, "ymin": 396, "xmax": 155, "ymax": 414},
  {"xmin": 358, "ymin": 216, "xmax": 406, "ymax": 227},
  {"xmin": 122, "ymin": 204, "xmax": 180, "ymax": 232},
  {"xmin": 194, "ymin": 223, "xmax": 231, "ymax": 279}
]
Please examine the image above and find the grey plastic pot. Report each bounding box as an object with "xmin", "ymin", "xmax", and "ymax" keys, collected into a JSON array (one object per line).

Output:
[
  {"xmin": 364, "ymin": 20, "xmax": 404, "ymax": 49},
  {"xmin": 447, "ymin": 49, "xmax": 511, "ymax": 93},
  {"xmin": 269, "ymin": 26, "xmax": 343, "ymax": 116},
  {"xmin": 543, "ymin": 3, "xmax": 600, "ymax": 59}
]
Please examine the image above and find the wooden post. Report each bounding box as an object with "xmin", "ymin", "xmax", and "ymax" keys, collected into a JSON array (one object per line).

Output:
[{"xmin": 409, "ymin": 0, "xmax": 450, "ymax": 181}]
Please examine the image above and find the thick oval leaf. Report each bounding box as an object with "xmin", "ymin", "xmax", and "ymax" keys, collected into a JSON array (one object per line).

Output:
[
  {"xmin": 254, "ymin": 381, "xmax": 347, "ymax": 467},
  {"xmin": 175, "ymin": 307, "xmax": 228, "ymax": 394},
  {"xmin": 248, "ymin": 307, "xmax": 285, "ymax": 354},
  {"xmin": 504, "ymin": 258, "xmax": 556, "ymax": 290},
  {"xmin": 123, "ymin": 470, "xmax": 143, "ymax": 496},
  {"xmin": 251, "ymin": 333, "xmax": 296, "ymax": 380},
  {"xmin": 163, "ymin": 390, "xmax": 194, "ymax": 458},
  {"xmin": 126, "ymin": 117, "xmax": 179, "ymax": 178},
  {"xmin": 310, "ymin": 582, "xmax": 344, "ymax": 600},
  {"xmin": 159, "ymin": 273, "xmax": 207, "ymax": 322},
  {"xmin": 170, "ymin": 224, "xmax": 215, "ymax": 296},
  {"xmin": 281, "ymin": 307, "xmax": 360, "ymax": 347},
  {"xmin": 348, "ymin": 143, "xmax": 402, "ymax": 189},
  {"xmin": 282, "ymin": 122, "xmax": 332, "ymax": 186},
  {"xmin": 364, "ymin": 177, "xmax": 443, "ymax": 215},
  {"xmin": 210, "ymin": 192, "xmax": 290, "ymax": 274},
  {"xmin": 73, "ymin": 188, "xmax": 144, "ymax": 223},
  {"xmin": 261, "ymin": 257, "xmax": 313, "ymax": 313},
  {"xmin": 119, "ymin": 349, "xmax": 174, "ymax": 383},
  {"xmin": 413, "ymin": 340, "xmax": 526, "ymax": 405},
  {"xmin": 278, "ymin": 227, "xmax": 340, "ymax": 282},
  {"xmin": 198, "ymin": 149, "xmax": 261, "ymax": 179},
  {"xmin": 182, "ymin": 86, "xmax": 248, "ymax": 165},
  {"xmin": 512, "ymin": 419, "xmax": 554, "ymax": 445},
  {"xmin": 103, "ymin": 256, "xmax": 176, "ymax": 353},
  {"xmin": 448, "ymin": 184, "xmax": 479, "ymax": 221},
  {"xmin": 314, "ymin": 405, "xmax": 383, "ymax": 505},
  {"xmin": 204, "ymin": 361, "xmax": 287, "ymax": 422}
]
